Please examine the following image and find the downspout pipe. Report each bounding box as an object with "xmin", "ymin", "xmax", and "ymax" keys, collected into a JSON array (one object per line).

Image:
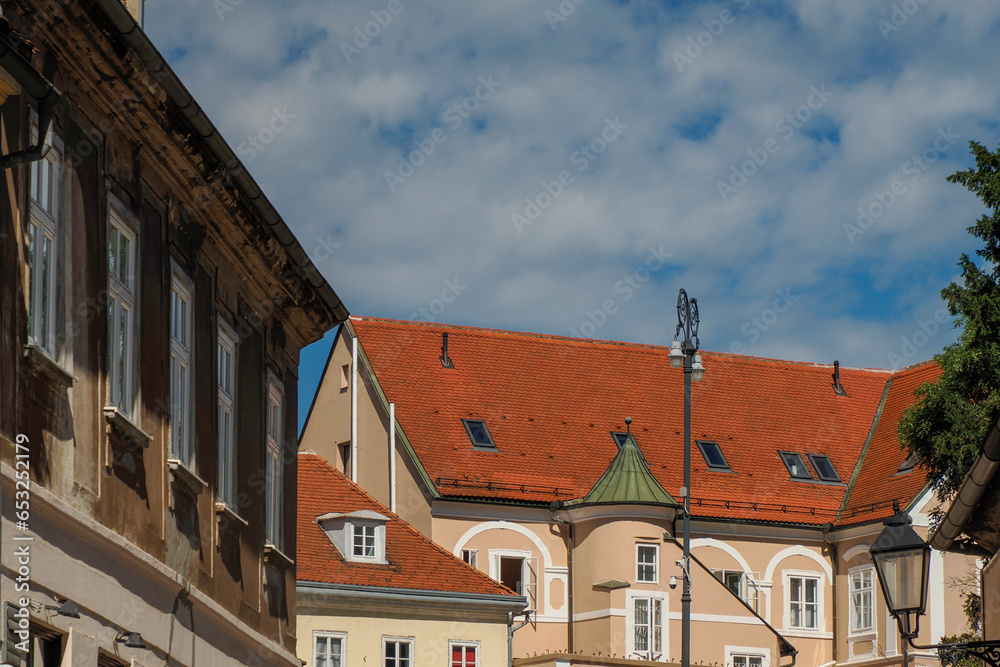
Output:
[
  {"xmin": 0, "ymin": 38, "xmax": 62, "ymax": 170},
  {"xmin": 822, "ymin": 523, "xmax": 839, "ymax": 664},
  {"xmin": 509, "ymin": 611, "xmax": 532, "ymax": 667}
]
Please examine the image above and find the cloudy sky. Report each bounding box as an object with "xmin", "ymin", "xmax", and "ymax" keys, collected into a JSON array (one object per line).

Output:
[{"xmin": 144, "ymin": 0, "xmax": 1000, "ymax": 421}]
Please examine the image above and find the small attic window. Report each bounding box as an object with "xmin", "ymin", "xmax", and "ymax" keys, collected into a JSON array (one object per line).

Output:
[
  {"xmin": 808, "ymin": 454, "xmax": 841, "ymax": 482},
  {"xmin": 463, "ymin": 419, "xmax": 496, "ymax": 449},
  {"xmin": 696, "ymin": 441, "xmax": 731, "ymax": 471},
  {"xmin": 317, "ymin": 510, "xmax": 388, "ymax": 563},
  {"xmin": 897, "ymin": 451, "xmax": 919, "ymax": 473},
  {"xmin": 611, "ymin": 432, "xmax": 632, "ymax": 449},
  {"xmin": 778, "ymin": 451, "xmax": 812, "ymax": 480}
]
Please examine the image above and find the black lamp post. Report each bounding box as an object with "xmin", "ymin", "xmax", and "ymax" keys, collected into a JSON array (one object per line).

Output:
[
  {"xmin": 669, "ymin": 288, "xmax": 705, "ymax": 667},
  {"xmin": 871, "ymin": 502, "xmax": 1000, "ymax": 666}
]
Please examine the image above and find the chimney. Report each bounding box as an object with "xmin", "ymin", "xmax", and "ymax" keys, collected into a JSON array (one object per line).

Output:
[
  {"xmin": 832, "ymin": 360, "xmax": 847, "ymax": 396},
  {"xmin": 440, "ymin": 332, "xmax": 454, "ymax": 369}
]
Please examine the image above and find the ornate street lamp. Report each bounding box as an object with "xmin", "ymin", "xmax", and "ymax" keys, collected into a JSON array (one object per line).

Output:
[
  {"xmin": 871, "ymin": 503, "xmax": 1000, "ymax": 666},
  {"xmin": 670, "ymin": 288, "xmax": 704, "ymax": 667}
]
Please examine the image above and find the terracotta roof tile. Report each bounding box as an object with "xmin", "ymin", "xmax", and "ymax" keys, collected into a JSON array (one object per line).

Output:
[
  {"xmin": 296, "ymin": 452, "xmax": 517, "ymax": 596},
  {"xmin": 349, "ymin": 317, "xmax": 935, "ymax": 526}
]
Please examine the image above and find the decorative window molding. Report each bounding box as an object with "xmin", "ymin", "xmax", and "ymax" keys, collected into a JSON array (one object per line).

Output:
[
  {"xmin": 725, "ymin": 646, "xmax": 770, "ymax": 667},
  {"xmin": 167, "ymin": 457, "xmax": 206, "ymax": 497},
  {"xmin": 24, "ymin": 343, "xmax": 75, "ymax": 387},
  {"xmin": 635, "ymin": 543, "xmax": 658, "ymax": 584},
  {"xmin": 107, "ymin": 201, "xmax": 138, "ymax": 417},
  {"xmin": 169, "ymin": 263, "xmax": 194, "ymax": 467},
  {"xmin": 489, "ymin": 549, "xmax": 537, "ymax": 609},
  {"xmin": 782, "ymin": 570, "xmax": 823, "ymax": 632},
  {"xmin": 848, "ymin": 565, "xmax": 875, "ymax": 635},
  {"xmin": 462, "ymin": 549, "xmax": 478, "ymax": 568},
  {"xmin": 217, "ymin": 321, "xmax": 237, "ymax": 508},
  {"xmin": 314, "ymin": 631, "xmax": 346, "ymax": 667},
  {"xmin": 265, "ymin": 373, "xmax": 284, "ymax": 549}
]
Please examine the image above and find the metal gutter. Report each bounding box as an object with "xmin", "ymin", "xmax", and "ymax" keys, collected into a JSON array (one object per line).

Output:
[
  {"xmin": 91, "ymin": 0, "xmax": 348, "ymax": 325},
  {"xmin": 0, "ymin": 34, "xmax": 61, "ymax": 169},
  {"xmin": 296, "ymin": 580, "xmax": 526, "ymax": 610},
  {"xmin": 929, "ymin": 414, "xmax": 1000, "ymax": 551}
]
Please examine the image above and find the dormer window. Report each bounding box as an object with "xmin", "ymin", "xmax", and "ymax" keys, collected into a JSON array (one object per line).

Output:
[
  {"xmin": 611, "ymin": 432, "xmax": 631, "ymax": 449},
  {"xmin": 463, "ymin": 419, "xmax": 496, "ymax": 449},
  {"xmin": 317, "ymin": 510, "xmax": 388, "ymax": 563},
  {"xmin": 778, "ymin": 451, "xmax": 812, "ymax": 480},
  {"xmin": 696, "ymin": 441, "xmax": 731, "ymax": 471},
  {"xmin": 808, "ymin": 454, "xmax": 841, "ymax": 482}
]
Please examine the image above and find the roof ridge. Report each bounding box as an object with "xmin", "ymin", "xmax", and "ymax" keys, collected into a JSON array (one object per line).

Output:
[
  {"xmin": 836, "ymin": 378, "xmax": 892, "ymax": 522},
  {"xmin": 298, "ymin": 452, "xmax": 518, "ymax": 597}
]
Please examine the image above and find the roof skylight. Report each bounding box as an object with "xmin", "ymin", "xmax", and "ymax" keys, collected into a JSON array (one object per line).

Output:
[
  {"xmin": 808, "ymin": 454, "xmax": 841, "ymax": 482},
  {"xmin": 897, "ymin": 451, "xmax": 919, "ymax": 473},
  {"xmin": 778, "ymin": 451, "xmax": 812, "ymax": 480},
  {"xmin": 462, "ymin": 419, "xmax": 496, "ymax": 449},
  {"xmin": 696, "ymin": 441, "xmax": 731, "ymax": 471}
]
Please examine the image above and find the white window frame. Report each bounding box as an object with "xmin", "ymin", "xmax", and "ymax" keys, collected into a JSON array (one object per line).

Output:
[
  {"xmin": 26, "ymin": 114, "xmax": 63, "ymax": 355},
  {"xmin": 488, "ymin": 549, "xmax": 537, "ymax": 609},
  {"xmin": 448, "ymin": 640, "xmax": 480, "ymax": 667},
  {"xmin": 626, "ymin": 590, "xmax": 666, "ymax": 661},
  {"xmin": 265, "ymin": 374, "xmax": 284, "ymax": 548},
  {"xmin": 381, "ymin": 636, "xmax": 413, "ymax": 667},
  {"xmin": 313, "ymin": 630, "xmax": 346, "ymax": 667},
  {"xmin": 783, "ymin": 570, "xmax": 823, "ymax": 632},
  {"xmin": 848, "ymin": 565, "xmax": 876, "ymax": 636},
  {"xmin": 216, "ymin": 321, "xmax": 237, "ymax": 507},
  {"xmin": 348, "ymin": 520, "xmax": 386, "ymax": 562},
  {"xmin": 106, "ymin": 202, "xmax": 138, "ymax": 416},
  {"xmin": 169, "ymin": 264, "xmax": 195, "ymax": 467},
  {"xmin": 636, "ymin": 543, "xmax": 658, "ymax": 583},
  {"xmin": 725, "ymin": 646, "xmax": 770, "ymax": 667},
  {"xmin": 462, "ymin": 549, "xmax": 478, "ymax": 568},
  {"xmin": 713, "ymin": 569, "xmax": 761, "ymax": 613}
]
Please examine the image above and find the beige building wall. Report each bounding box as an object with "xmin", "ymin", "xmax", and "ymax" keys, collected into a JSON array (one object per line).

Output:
[
  {"xmin": 985, "ymin": 554, "xmax": 1000, "ymax": 641},
  {"xmin": 297, "ymin": 609, "xmax": 510, "ymax": 667}
]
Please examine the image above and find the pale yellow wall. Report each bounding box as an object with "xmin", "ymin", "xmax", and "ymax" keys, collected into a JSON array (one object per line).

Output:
[
  {"xmin": 297, "ymin": 611, "xmax": 509, "ymax": 667},
  {"xmin": 985, "ymin": 553, "xmax": 1000, "ymax": 641}
]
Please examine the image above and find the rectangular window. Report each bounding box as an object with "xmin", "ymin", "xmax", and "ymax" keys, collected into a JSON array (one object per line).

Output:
[
  {"xmin": 779, "ymin": 451, "xmax": 812, "ymax": 480},
  {"xmin": 462, "ymin": 549, "xmax": 478, "ymax": 568},
  {"xmin": 631, "ymin": 596, "xmax": 663, "ymax": 660},
  {"xmin": 353, "ymin": 523, "xmax": 376, "ymax": 558},
  {"xmin": 217, "ymin": 323, "xmax": 237, "ymax": 506},
  {"xmin": 697, "ymin": 441, "xmax": 731, "ymax": 471},
  {"xmin": 731, "ymin": 654, "xmax": 765, "ymax": 667},
  {"xmin": 462, "ymin": 419, "xmax": 496, "ymax": 448},
  {"xmin": 714, "ymin": 570, "xmax": 760, "ymax": 613},
  {"xmin": 382, "ymin": 638, "xmax": 413, "ymax": 667},
  {"xmin": 265, "ymin": 377, "xmax": 284, "ymax": 547},
  {"xmin": 808, "ymin": 454, "xmax": 841, "ymax": 482},
  {"xmin": 314, "ymin": 632, "xmax": 344, "ymax": 667},
  {"xmin": 170, "ymin": 269, "xmax": 194, "ymax": 466},
  {"xmin": 107, "ymin": 207, "xmax": 136, "ymax": 415},
  {"xmin": 27, "ymin": 119, "xmax": 62, "ymax": 354},
  {"xmin": 850, "ymin": 568, "xmax": 874, "ymax": 633},
  {"xmin": 450, "ymin": 642, "xmax": 478, "ymax": 667},
  {"xmin": 788, "ymin": 575, "xmax": 819, "ymax": 629},
  {"xmin": 636, "ymin": 544, "xmax": 658, "ymax": 583}
]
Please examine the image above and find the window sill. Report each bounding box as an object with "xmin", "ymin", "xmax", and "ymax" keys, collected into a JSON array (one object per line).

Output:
[
  {"xmin": 167, "ymin": 458, "xmax": 206, "ymax": 496},
  {"xmin": 24, "ymin": 344, "xmax": 76, "ymax": 387},
  {"xmin": 264, "ymin": 542, "xmax": 295, "ymax": 569},
  {"xmin": 215, "ymin": 501, "xmax": 249, "ymax": 528},
  {"xmin": 104, "ymin": 407, "xmax": 152, "ymax": 449},
  {"xmin": 847, "ymin": 629, "xmax": 876, "ymax": 640}
]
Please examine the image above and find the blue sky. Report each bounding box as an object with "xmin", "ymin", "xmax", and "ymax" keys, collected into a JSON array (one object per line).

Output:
[{"xmin": 143, "ymin": 0, "xmax": 1000, "ymax": 428}]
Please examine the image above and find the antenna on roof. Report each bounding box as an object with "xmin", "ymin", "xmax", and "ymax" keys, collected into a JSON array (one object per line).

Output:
[
  {"xmin": 440, "ymin": 332, "xmax": 454, "ymax": 369},
  {"xmin": 832, "ymin": 360, "xmax": 847, "ymax": 396}
]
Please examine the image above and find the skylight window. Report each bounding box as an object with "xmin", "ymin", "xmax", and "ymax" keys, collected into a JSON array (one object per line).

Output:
[
  {"xmin": 808, "ymin": 454, "xmax": 841, "ymax": 482},
  {"xmin": 696, "ymin": 441, "xmax": 731, "ymax": 471},
  {"xmin": 778, "ymin": 452, "xmax": 812, "ymax": 480},
  {"xmin": 462, "ymin": 419, "xmax": 496, "ymax": 448},
  {"xmin": 897, "ymin": 451, "xmax": 919, "ymax": 473}
]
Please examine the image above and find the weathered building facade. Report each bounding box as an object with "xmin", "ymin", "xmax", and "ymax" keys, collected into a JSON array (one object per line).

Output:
[
  {"xmin": 301, "ymin": 317, "xmax": 979, "ymax": 666},
  {"xmin": 1, "ymin": 0, "xmax": 347, "ymax": 664}
]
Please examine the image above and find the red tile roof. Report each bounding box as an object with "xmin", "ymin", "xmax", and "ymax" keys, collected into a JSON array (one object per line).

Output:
[
  {"xmin": 297, "ymin": 452, "xmax": 518, "ymax": 596},
  {"xmin": 347, "ymin": 317, "xmax": 937, "ymax": 526}
]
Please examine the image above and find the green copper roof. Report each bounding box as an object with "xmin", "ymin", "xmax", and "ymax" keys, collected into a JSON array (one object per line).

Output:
[{"xmin": 578, "ymin": 432, "xmax": 678, "ymax": 507}]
